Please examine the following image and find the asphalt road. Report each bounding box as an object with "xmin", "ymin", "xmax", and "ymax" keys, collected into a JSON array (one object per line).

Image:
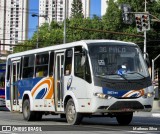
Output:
[{"xmin": 0, "ymin": 109, "xmax": 160, "ymax": 134}]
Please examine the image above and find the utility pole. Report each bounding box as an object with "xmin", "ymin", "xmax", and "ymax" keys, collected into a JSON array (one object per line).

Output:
[{"xmin": 144, "ymin": 0, "xmax": 147, "ymax": 59}]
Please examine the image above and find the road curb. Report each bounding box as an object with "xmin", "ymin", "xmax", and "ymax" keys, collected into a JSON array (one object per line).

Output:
[{"xmin": 152, "ymin": 100, "xmax": 160, "ymax": 111}]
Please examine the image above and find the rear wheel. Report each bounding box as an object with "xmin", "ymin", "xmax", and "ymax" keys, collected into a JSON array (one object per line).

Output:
[
  {"xmin": 22, "ymin": 99, "xmax": 35, "ymax": 121},
  {"xmin": 116, "ymin": 112, "xmax": 133, "ymax": 125},
  {"xmin": 66, "ymin": 98, "xmax": 83, "ymax": 125}
]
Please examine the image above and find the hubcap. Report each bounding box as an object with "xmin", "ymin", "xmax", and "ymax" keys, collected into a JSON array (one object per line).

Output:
[
  {"xmin": 67, "ymin": 103, "xmax": 75, "ymax": 121},
  {"xmin": 24, "ymin": 103, "xmax": 29, "ymax": 118}
]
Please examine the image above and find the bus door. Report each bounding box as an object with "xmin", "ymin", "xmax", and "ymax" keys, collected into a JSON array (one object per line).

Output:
[
  {"xmin": 10, "ymin": 59, "xmax": 21, "ymax": 111},
  {"xmin": 55, "ymin": 52, "xmax": 64, "ymax": 112}
]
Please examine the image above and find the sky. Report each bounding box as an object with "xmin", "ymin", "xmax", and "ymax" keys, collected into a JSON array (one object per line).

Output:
[{"xmin": 28, "ymin": 0, "xmax": 101, "ymax": 39}]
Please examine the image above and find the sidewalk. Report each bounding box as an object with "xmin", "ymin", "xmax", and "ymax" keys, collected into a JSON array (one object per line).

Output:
[
  {"xmin": 152, "ymin": 100, "xmax": 160, "ymax": 111},
  {"xmin": 134, "ymin": 100, "xmax": 160, "ymax": 117}
]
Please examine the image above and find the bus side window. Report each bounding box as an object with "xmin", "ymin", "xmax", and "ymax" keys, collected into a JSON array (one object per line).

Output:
[
  {"xmin": 49, "ymin": 52, "xmax": 54, "ymax": 76},
  {"xmin": 7, "ymin": 65, "xmax": 10, "ymax": 81},
  {"xmin": 85, "ymin": 57, "xmax": 92, "ymax": 83},
  {"xmin": 35, "ymin": 53, "xmax": 49, "ymax": 77},
  {"xmin": 19, "ymin": 57, "xmax": 23, "ymax": 79},
  {"xmin": 64, "ymin": 49, "xmax": 73, "ymax": 75},
  {"xmin": 74, "ymin": 46, "xmax": 84, "ymax": 79},
  {"xmin": 23, "ymin": 55, "xmax": 35, "ymax": 78}
]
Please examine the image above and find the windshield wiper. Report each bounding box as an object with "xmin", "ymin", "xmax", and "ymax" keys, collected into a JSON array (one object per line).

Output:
[
  {"xmin": 95, "ymin": 74, "xmax": 106, "ymax": 78},
  {"xmin": 126, "ymin": 71, "xmax": 145, "ymax": 79},
  {"xmin": 96, "ymin": 74, "xmax": 130, "ymax": 82},
  {"xmin": 117, "ymin": 74, "xmax": 130, "ymax": 82}
]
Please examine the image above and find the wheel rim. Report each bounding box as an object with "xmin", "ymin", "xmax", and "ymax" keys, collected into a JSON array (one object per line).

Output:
[{"xmin": 67, "ymin": 103, "xmax": 76, "ymax": 122}]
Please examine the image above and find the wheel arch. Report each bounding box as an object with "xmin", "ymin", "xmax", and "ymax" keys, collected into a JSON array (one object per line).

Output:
[
  {"xmin": 64, "ymin": 92, "xmax": 79, "ymax": 112},
  {"xmin": 22, "ymin": 91, "xmax": 34, "ymax": 111}
]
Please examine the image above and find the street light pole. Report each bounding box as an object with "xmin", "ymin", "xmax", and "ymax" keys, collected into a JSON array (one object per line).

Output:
[
  {"xmin": 63, "ymin": 0, "xmax": 67, "ymax": 44},
  {"xmin": 37, "ymin": 17, "xmax": 39, "ymax": 49}
]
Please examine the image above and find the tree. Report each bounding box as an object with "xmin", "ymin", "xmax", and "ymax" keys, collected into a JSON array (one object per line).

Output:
[
  {"xmin": 13, "ymin": 0, "xmax": 160, "ymax": 67},
  {"xmin": 90, "ymin": 15, "xmax": 104, "ymax": 39},
  {"xmin": 102, "ymin": 0, "xmax": 122, "ymax": 39},
  {"xmin": 13, "ymin": 21, "xmax": 63, "ymax": 53},
  {"xmin": 71, "ymin": 0, "xmax": 83, "ymax": 18},
  {"xmin": 117, "ymin": 0, "xmax": 160, "ymax": 65}
]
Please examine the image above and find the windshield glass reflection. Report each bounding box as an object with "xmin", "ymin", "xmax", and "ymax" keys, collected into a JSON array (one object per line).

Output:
[{"xmin": 88, "ymin": 43, "xmax": 149, "ymax": 80}]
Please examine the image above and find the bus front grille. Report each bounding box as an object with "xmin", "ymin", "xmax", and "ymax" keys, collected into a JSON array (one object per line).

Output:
[{"xmin": 108, "ymin": 101, "xmax": 144, "ymax": 111}]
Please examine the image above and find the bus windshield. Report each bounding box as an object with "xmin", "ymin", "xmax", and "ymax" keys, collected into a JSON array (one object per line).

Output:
[{"xmin": 88, "ymin": 43, "xmax": 149, "ymax": 80}]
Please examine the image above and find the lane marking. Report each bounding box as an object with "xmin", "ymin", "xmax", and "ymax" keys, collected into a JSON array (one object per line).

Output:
[
  {"xmin": 0, "ymin": 131, "xmax": 17, "ymax": 134},
  {"xmin": 152, "ymin": 113, "xmax": 160, "ymax": 118}
]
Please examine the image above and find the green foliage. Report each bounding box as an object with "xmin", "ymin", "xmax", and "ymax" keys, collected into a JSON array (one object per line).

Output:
[
  {"xmin": 71, "ymin": 0, "xmax": 83, "ymax": 18},
  {"xmin": 103, "ymin": 0, "xmax": 122, "ymax": 30},
  {"xmin": 13, "ymin": 0, "xmax": 160, "ymax": 65}
]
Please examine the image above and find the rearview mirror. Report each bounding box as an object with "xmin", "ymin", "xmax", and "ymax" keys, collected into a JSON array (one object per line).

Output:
[
  {"xmin": 81, "ymin": 48, "xmax": 87, "ymax": 66},
  {"xmin": 144, "ymin": 53, "xmax": 150, "ymax": 67}
]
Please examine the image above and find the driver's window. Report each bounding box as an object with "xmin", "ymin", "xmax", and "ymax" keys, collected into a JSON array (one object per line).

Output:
[
  {"xmin": 74, "ymin": 46, "xmax": 84, "ymax": 79},
  {"xmin": 74, "ymin": 46, "xmax": 91, "ymax": 83}
]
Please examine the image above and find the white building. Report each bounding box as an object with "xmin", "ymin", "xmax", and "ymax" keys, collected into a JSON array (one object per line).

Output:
[
  {"xmin": 101, "ymin": 0, "xmax": 117, "ymax": 16},
  {"xmin": 101, "ymin": 0, "xmax": 108, "ymax": 16},
  {"xmin": 0, "ymin": 0, "xmax": 28, "ymax": 56},
  {"xmin": 39, "ymin": 0, "xmax": 90, "ymax": 26}
]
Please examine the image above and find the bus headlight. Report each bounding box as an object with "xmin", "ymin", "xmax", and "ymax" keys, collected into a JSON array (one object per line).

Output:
[
  {"xmin": 143, "ymin": 92, "xmax": 155, "ymax": 98},
  {"xmin": 94, "ymin": 93, "xmax": 112, "ymax": 99}
]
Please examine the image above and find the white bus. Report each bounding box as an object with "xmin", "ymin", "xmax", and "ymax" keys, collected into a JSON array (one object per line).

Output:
[{"xmin": 5, "ymin": 40, "xmax": 154, "ymax": 125}]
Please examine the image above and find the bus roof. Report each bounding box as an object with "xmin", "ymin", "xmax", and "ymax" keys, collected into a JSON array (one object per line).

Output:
[{"xmin": 7, "ymin": 40, "xmax": 136, "ymax": 59}]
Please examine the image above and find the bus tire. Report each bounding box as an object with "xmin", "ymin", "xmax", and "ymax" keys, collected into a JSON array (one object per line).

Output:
[
  {"xmin": 22, "ymin": 99, "xmax": 35, "ymax": 121},
  {"xmin": 66, "ymin": 98, "xmax": 83, "ymax": 125},
  {"xmin": 116, "ymin": 112, "xmax": 133, "ymax": 125}
]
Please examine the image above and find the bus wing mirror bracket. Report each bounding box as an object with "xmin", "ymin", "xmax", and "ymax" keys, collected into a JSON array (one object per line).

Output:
[
  {"xmin": 144, "ymin": 53, "xmax": 150, "ymax": 67},
  {"xmin": 81, "ymin": 48, "xmax": 87, "ymax": 66}
]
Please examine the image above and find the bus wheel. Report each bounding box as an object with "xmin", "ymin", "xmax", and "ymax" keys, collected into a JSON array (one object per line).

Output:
[
  {"xmin": 66, "ymin": 98, "xmax": 83, "ymax": 125},
  {"xmin": 116, "ymin": 112, "xmax": 133, "ymax": 125},
  {"xmin": 22, "ymin": 99, "xmax": 35, "ymax": 121}
]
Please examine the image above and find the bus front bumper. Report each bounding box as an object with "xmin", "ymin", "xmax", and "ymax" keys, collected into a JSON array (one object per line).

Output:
[{"xmin": 92, "ymin": 96, "xmax": 154, "ymax": 113}]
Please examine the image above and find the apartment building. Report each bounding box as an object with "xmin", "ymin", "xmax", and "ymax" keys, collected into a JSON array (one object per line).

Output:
[
  {"xmin": 101, "ymin": 0, "xmax": 118, "ymax": 16},
  {"xmin": 0, "ymin": 0, "xmax": 28, "ymax": 57},
  {"xmin": 39, "ymin": 0, "xmax": 90, "ymax": 26},
  {"xmin": 101, "ymin": 0, "xmax": 108, "ymax": 16}
]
